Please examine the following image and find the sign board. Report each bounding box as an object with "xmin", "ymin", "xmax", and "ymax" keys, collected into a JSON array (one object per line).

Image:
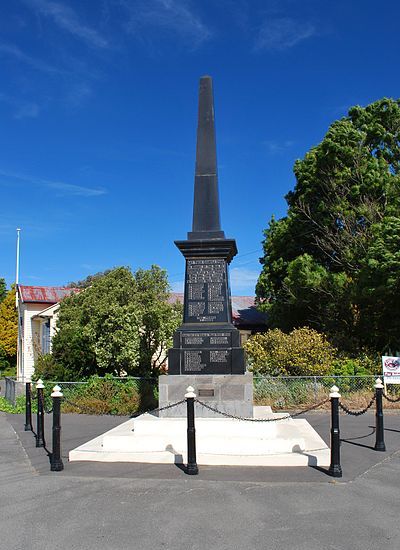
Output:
[{"xmin": 382, "ymin": 356, "xmax": 400, "ymax": 384}]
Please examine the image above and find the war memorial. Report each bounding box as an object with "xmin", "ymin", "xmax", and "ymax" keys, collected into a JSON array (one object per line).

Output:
[
  {"xmin": 159, "ymin": 75, "xmax": 252, "ymax": 418},
  {"xmin": 68, "ymin": 77, "xmax": 330, "ymax": 468}
]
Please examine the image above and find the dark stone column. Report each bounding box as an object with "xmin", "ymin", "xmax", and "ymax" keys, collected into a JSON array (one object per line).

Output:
[{"xmin": 168, "ymin": 76, "xmax": 245, "ymax": 376}]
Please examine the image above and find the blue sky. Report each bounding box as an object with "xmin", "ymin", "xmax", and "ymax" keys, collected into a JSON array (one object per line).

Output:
[{"xmin": 1, "ymin": 0, "xmax": 400, "ymax": 295}]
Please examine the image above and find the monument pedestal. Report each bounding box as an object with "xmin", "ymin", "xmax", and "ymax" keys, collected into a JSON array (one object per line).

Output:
[{"xmin": 158, "ymin": 373, "xmax": 253, "ymax": 418}]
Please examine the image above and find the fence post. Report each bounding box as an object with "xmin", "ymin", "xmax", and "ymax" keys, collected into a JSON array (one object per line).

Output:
[
  {"xmin": 313, "ymin": 376, "xmax": 318, "ymax": 403},
  {"xmin": 328, "ymin": 385, "xmax": 342, "ymax": 478},
  {"xmin": 50, "ymin": 385, "xmax": 64, "ymax": 472},
  {"xmin": 374, "ymin": 378, "xmax": 386, "ymax": 452},
  {"xmin": 35, "ymin": 379, "xmax": 45, "ymax": 448},
  {"xmin": 24, "ymin": 382, "xmax": 32, "ymax": 431},
  {"xmin": 185, "ymin": 386, "xmax": 199, "ymax": 475}
]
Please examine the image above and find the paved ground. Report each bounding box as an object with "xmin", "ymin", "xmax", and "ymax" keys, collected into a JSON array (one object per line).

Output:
[{"xmin": 2, "ymin": 410, "xmax": 400, "ymax": 550}]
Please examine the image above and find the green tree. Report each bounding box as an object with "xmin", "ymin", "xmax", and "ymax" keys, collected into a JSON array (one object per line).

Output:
[
  {"xmin": 134, "ymin": 266, "xmax": 183, "ymax": 374},
  {"xmin": 0, "ymin": 278, "xmax": 6, "ymax": 303},
  {"xmin": 51, "ymin": 266, "xmax": 182, "ymax": 380},
  {"xmin": 256, "ymin": 98, "xmax": 400, "ymax": 353},
  {"xmin": 65, "ymin": 269, "xmax": 113, "ymax": 289},
  {"xmin": 0, "ymin": 287, "xmax": 18, "ymax": 370}
]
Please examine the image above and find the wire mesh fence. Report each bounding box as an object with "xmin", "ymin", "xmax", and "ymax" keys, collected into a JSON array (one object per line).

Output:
[
  {"xmin": 253, "ymin": 375, "xmax": 400, "ymax": 410},
  {"xmin": 5, "ymin": 374, "xmax": 400, "ymax": 415}
]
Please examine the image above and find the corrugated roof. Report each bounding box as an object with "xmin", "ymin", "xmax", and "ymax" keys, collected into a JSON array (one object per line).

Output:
[
  {"xmin": 18, "ymin": 285, "xmax": 79, "ymax": 304},
  {"xmin": 231, "ymin": 295, "xmax": 267, "ymax": 326},
  {"xmin": 169, "ymin": 292, "xmax": 266, "ymax": 327}
]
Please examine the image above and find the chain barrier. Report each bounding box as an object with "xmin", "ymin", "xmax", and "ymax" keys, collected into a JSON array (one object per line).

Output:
[
  {"xmin": 382, "ymin": 392, "xmax": 400, "ymax": 403},
  {"xmin": 195, "ymin": 397, "xmax": 329, "ymax": 422},
  {"xmin": 338, "ymin": 394, "xmax": 376, "ymax": 416},
  {"xmin": 62, "ymin": 397, "xmax": 113, "ymax": 416},
  {"xmin": 146, "ymin": 399, "xmax": 186, "ymax": 415},
  {"xmin": 61, "ymin": 397, "xmax": 186, "ymax": 416}
]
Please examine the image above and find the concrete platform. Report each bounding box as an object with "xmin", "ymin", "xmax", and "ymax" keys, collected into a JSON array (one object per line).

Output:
[{"xmin": 69, "ymin": 406, "xmax": 330, "ymax": 467}]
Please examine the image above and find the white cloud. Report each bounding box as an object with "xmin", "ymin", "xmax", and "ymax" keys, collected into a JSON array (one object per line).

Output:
[
  {"xmin": 122, "ymin": 0, "xmax": 211, "ymax": 46},
  {"xmin": 263, "ymin": 139, "xmax": 294, "ymax": 155},
  {"xmin": 14, "ymin": 102, "xmax": 40, "ymax": 119},
  {"xmin": 25, "ymin": 0, "xmax": 108, "ymax": 48},
  {"xmin": 255, "ymin": 17, "xmax": 315, "ymax": 51},
  {"xmin": 0, "ymin": 42, "xmax": 62, "ymax": 74},
  {"xmin": 229, "ymin": 267, "xmax": 259, "ymax": 294},
  {"xmin": 0, "ymin": 169, "xmax": 107, "ymax": 197},
  {"xmin": 0, "ymin": 93, "xmax": 40, "ymax": 119},
  {"xmin": 45, "ymin": 181, "xmax": 106, "ymax": 197},
  {"xmin": 66, "ymin": 82, "xmax": 93, "ymax": 108}
]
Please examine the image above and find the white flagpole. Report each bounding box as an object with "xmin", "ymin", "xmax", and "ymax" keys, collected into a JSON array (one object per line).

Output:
[
  {"xmin": 16, "ymin": 228, "xmax": 21, "ymax": 282},
  {"xmin": 15, "ymin": 228, "xmax": 22, "ymax": 380}
]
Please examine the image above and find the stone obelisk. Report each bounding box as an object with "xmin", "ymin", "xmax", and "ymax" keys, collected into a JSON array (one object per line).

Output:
[{"xmin": 160, "ymin": 76, "xmax": 252, "ymax": 418}]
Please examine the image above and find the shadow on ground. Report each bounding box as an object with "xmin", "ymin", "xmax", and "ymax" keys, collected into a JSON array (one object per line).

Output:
[{"xmin": 6, "ymin": 410, "xmax": 400, "ymax": 484}]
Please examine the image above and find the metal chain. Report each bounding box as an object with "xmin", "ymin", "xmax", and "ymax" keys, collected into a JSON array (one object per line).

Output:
[
  {"xmin": 62, "ymin": 397, "xmax": 186, "ymax": 416},
  {"xmin": 195, "ymin": 397, "xmax": 329, "ymax": 422},
  {"xmin": 382, "ymin": 392, "xmax": 400, "ymax": 403},
  {"xmin": 62, "ymin": 397, "xmax": 114, "ymax": 416},
  {"xmin": 147, "ymin": 399, "xmax": 186, "ymax": 415},
  {"xmin": 338, "ymin": 394, "xmax": 376, "ymax": 416}
]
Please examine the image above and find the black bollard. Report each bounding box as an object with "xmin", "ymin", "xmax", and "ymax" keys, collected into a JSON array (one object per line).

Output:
[
  {"xmin": 24, "ymin": 382, "xmax": 32, "ymax": 431},
  {"xmin": 35, "ymin": 379, "xmax": 45, "ymax": 448},
  {"xmin": 374, "ymin": 378, "xmax": 386, "ymax": 452},
  {"xmin": 185, "ymin": 386, "xmax": 199, "ymax": 475},
  {"xmin": 50, "ymin": 385, "xmax": 64, "ymax": 472},
  {"xmin": 328, "ymin": 385, "xmax": 342, "ymax": 478}
]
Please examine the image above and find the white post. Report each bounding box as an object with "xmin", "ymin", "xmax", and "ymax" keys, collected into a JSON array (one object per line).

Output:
[
  {"xmin": 15, "ymin": 228, "xmax": 21, "ymax": 288},
  {"xmin": 15, "ymin": 228, "xmax": 23, "ymax": 380}
]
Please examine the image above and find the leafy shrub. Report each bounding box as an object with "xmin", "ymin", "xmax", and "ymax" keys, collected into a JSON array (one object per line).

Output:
[
  {"xmin": 0, "ymin": 346, "xmax": 16, "ymax": 377},
  {"xmin": 59, "ymin": 375, "xmax": 157, "ymax": 415},
  {"xmin": 33, "ymin": 354, "xmax": 68, "ymax": 381},
  {"xmin": 244, "ymin": 327, "xmax": 336, "ymax": 376},
  {"xmin": 0, "ymin": 395, "xmax": 26, "ymax": 413}
]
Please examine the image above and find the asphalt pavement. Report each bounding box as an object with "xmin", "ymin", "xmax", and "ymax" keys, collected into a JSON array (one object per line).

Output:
[{"xmin": 2, "ymin": 410, "xmax": 400, "ymax": 550}]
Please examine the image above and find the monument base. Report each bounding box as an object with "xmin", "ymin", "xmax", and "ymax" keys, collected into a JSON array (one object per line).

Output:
[
  {"xmin": 69, "ymin": 408, "xmax": 331, "ymax": 467},
  {"xmin": 158, "ymin": 373, "xmax": 253, "ymax": 418}
]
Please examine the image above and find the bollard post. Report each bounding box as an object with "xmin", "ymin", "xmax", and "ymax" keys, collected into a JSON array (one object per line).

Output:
[
  {"xmin": 50, "ymin": 385, "xmax": 64, "ymax": 472},
  {"xmin": 35, "ymin": 379, "xmax": 45, "ymax": 448},
  {"xmin": 24, "ymin": 381, "xmax": 32, "ymax": 431},
  {"xmin": 185, "ymin": 385, "xmax": 199, "ymax": 475},
  {"xmin": 374, "ymin": 378, "xmax": 386, "ymax": 452},
  {"xmin": 328, "ymin": 385, "xmax": 342, "ymax": 478}
]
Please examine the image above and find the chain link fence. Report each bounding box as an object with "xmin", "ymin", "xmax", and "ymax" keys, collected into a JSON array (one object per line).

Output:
[
  {"xmin": 6, "ymin": 374, "xmax": 400, "ymax": 415},
  {"xmin": 253, "ymin": 375, "xmax": 400, "ymax": 410}
]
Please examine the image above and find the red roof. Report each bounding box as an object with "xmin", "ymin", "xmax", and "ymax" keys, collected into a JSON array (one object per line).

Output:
[
  {"xmin": 18, "ymin": 285, "xmax": 79, "ymax": 304},
  {"xmin": 169, "ymin": 292, "xmax": 266, "ymax": 327}
]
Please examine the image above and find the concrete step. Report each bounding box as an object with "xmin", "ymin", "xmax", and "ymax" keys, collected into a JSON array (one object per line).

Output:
[{"xmin": 69, "ymin": 407, "xmax": 330, "ymax": 467}]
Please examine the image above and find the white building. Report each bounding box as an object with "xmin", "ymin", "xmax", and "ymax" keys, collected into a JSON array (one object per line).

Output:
[{"xmin": 17, "ymin": 285, "xmax": 78, "ymax": 381}]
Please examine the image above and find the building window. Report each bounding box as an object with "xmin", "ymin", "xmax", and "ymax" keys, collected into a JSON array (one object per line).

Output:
[{"xmin": 42, "ymin": 320, "xmax": 51, "ymax": 355}]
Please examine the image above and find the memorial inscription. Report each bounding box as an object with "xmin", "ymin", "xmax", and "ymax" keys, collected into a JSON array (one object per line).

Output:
[
  {"xmin": 181, "ymin": 332, "xmax": 231, "ymax": 347},
  {"xmin": 185, "ymin": 258, "xmax": 228, "ymax": 324},
  {"xmin": 182, "ymin": 348, "xmax": 232, "ymax": 374}
]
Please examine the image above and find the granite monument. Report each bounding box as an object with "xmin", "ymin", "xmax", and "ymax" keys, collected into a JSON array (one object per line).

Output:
[{"xmin": 159, "ymin": 76, "xmax": 253, "ymax": 417}]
